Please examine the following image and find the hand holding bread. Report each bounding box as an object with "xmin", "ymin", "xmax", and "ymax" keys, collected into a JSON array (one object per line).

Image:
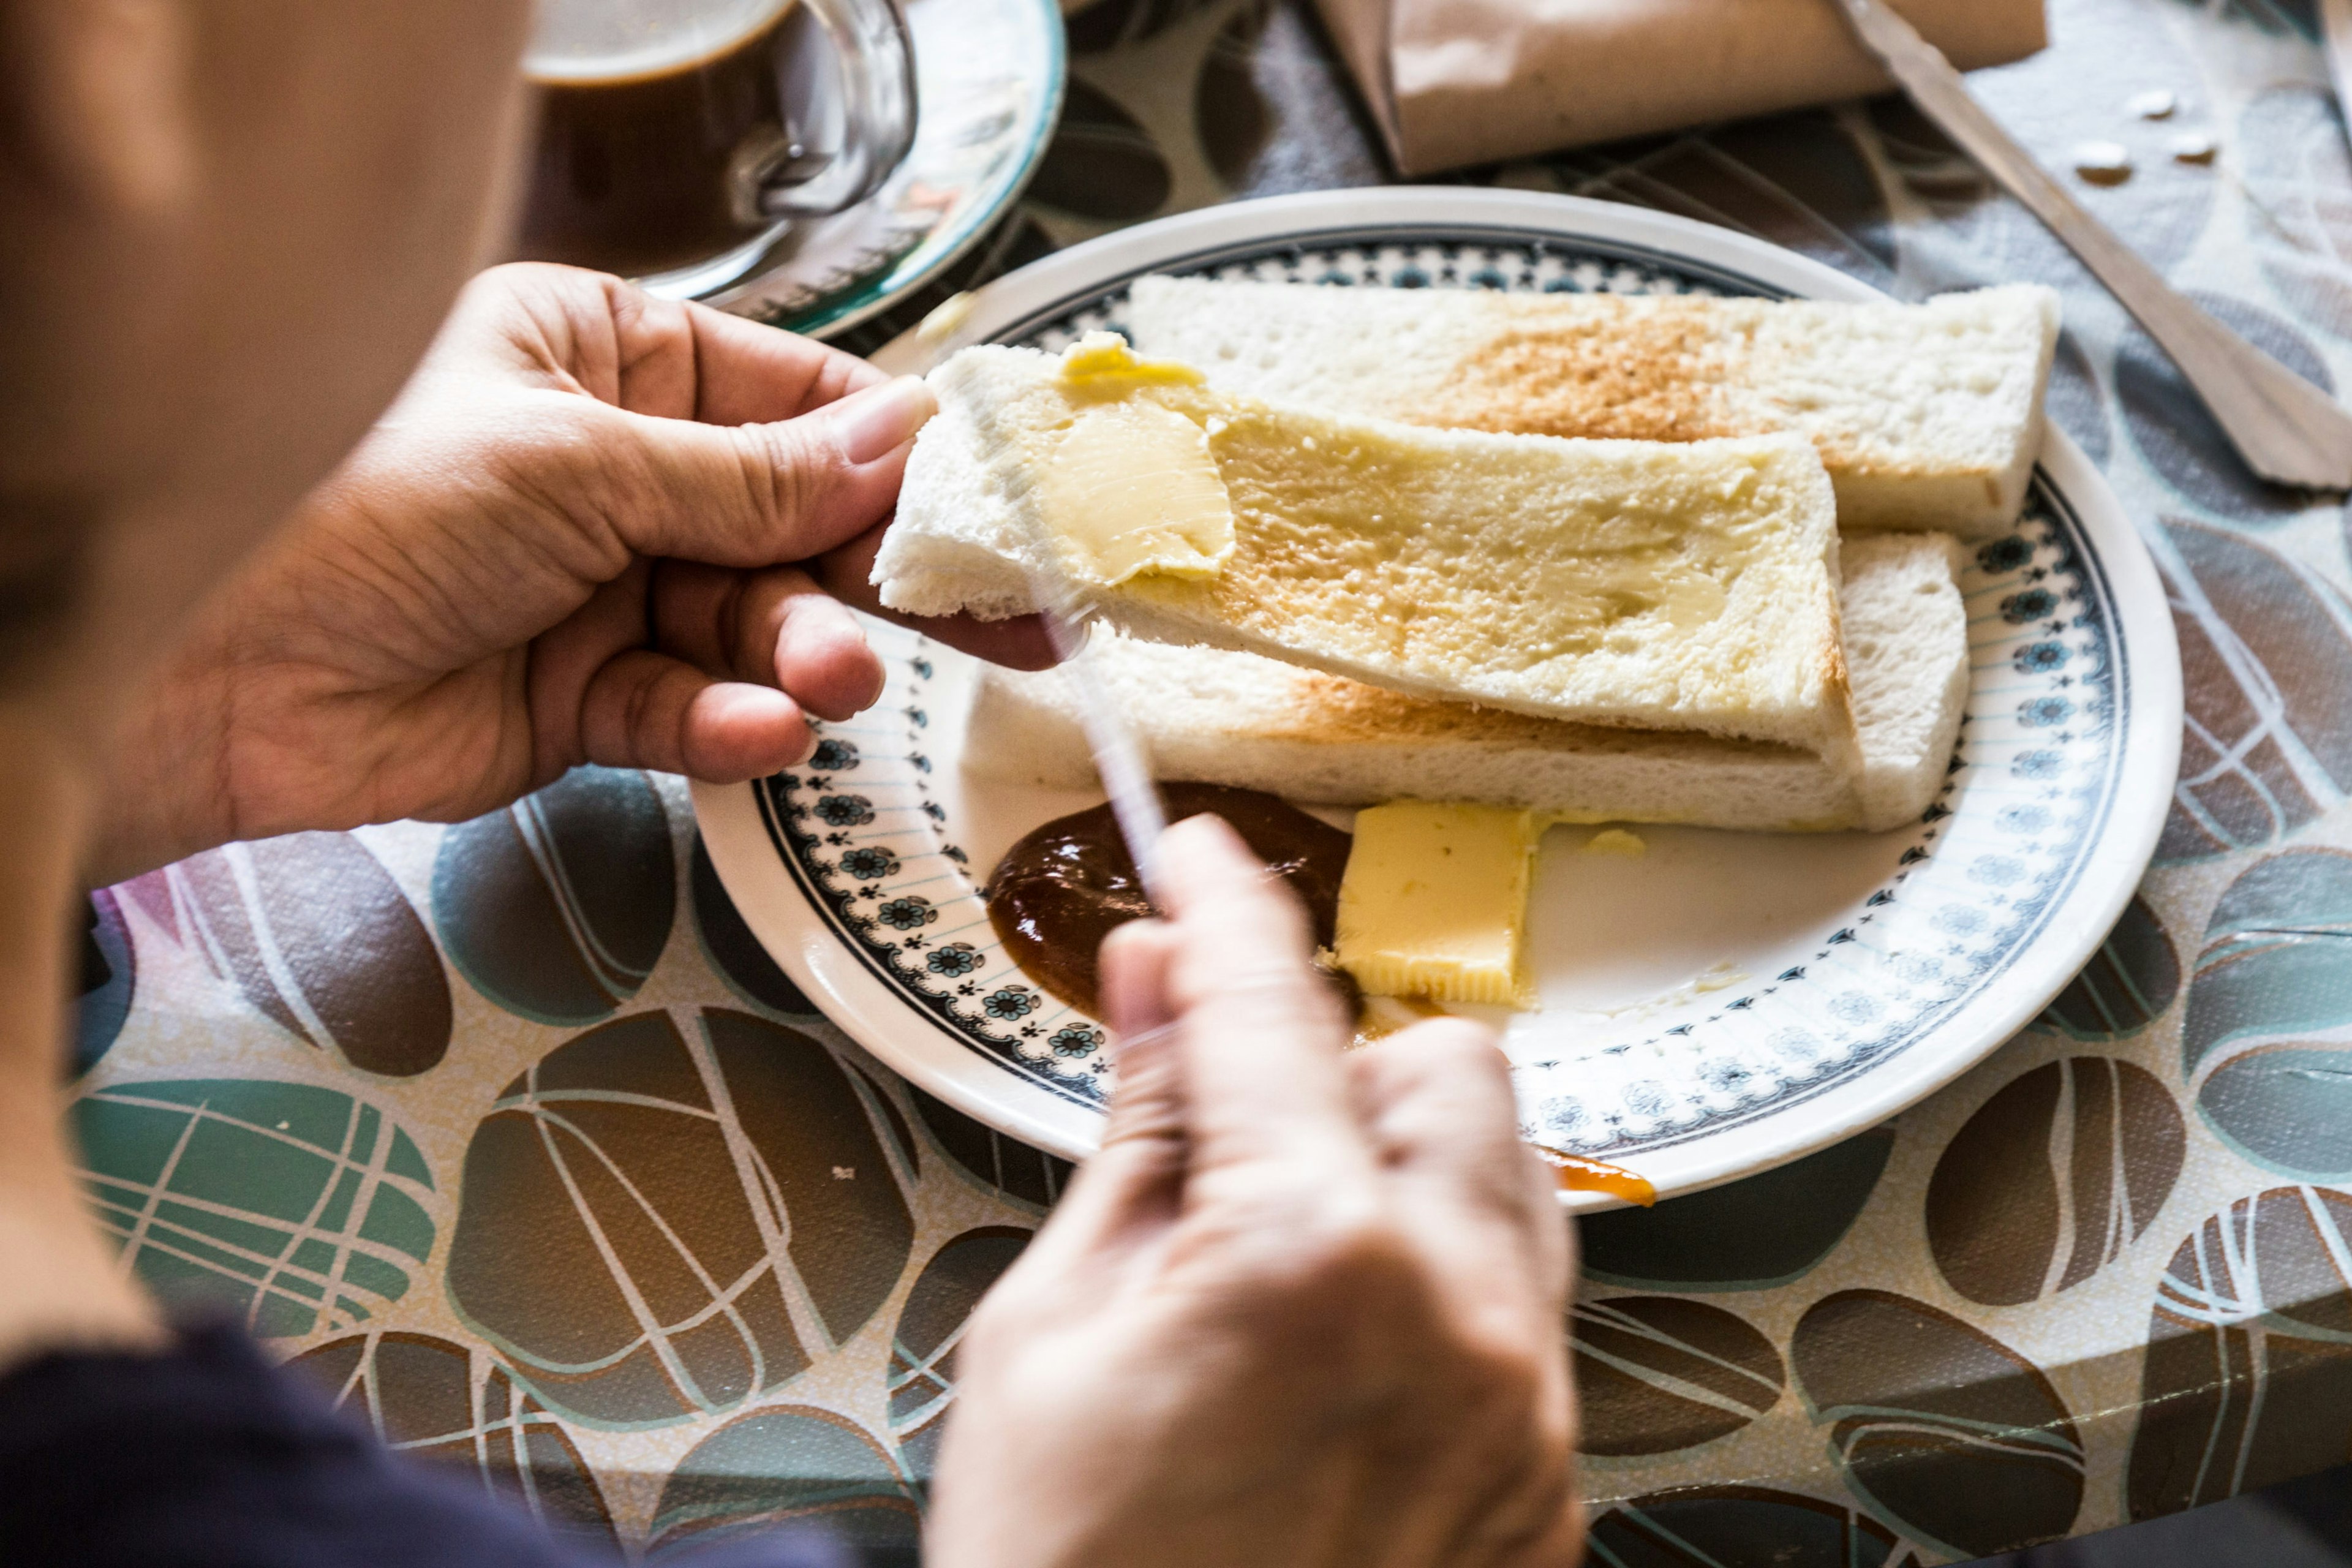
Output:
[{"xmin": 88, "ymin": 263, "xmax": 1054, "ymax": 883}]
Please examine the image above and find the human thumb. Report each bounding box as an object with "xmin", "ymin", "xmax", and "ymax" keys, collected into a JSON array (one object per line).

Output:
[{"xmin": 601, "ymin": 374, "xmax": 935, "ymax": 568}]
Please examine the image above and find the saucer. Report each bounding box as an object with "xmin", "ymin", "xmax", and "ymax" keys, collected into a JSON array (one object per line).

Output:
[{"xmin": 692, "ymin": 0, "xmax": 1063, "ymax": 338}]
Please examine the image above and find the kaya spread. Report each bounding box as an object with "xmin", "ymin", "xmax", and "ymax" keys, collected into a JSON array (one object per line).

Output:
[{"xmin": 985, "ymin": 783, "xmax": 1351, "ymax": 1015}]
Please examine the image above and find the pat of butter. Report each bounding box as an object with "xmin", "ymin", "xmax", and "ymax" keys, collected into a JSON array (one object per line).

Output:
[
  {"xmin": 1335, "ymin": 802, "xmax": 1542, "ymax": 1009},
  {"xmin": 1058, "ymin": 330, "xmax": 1204, "ymax": 387},
  {"xmin": 1583, "ymin": 827, "xmax": 1647, "ymax": 858},
  {"xmin": 1039, "ymin": 399, "xmax": 1236, "ymax": 586}
]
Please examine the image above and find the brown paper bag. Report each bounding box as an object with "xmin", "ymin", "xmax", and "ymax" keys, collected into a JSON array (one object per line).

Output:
[{"xmin": 1313, "ymin": 0, "xmax": 2046, "ymax": 176}]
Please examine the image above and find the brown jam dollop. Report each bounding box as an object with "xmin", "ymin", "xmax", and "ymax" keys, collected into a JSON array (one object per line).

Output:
[{"xmin": 985, "ymin": 783, "xmax": 1352, "ymax": 1016}]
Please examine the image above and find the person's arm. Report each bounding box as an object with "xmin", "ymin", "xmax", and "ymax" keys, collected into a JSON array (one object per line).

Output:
[
  {"xmin": 929, "ymin": 814, "xmax": 1584, "ymax": 1568},
  {"xmin": 86, "ymin": 262, "xmax": 1052, "ymax": 885}
]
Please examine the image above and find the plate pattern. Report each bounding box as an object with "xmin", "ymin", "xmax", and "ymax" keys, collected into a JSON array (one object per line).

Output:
[
  {"xmin": 753, "ymin": 230, "xmax": 2127, "ymax": 1159},
  {"xmin": 758, "ymin": 654, "xmax": 1114, "ymax": 1110}
]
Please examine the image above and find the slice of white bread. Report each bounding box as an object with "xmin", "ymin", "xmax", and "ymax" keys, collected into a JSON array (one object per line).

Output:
[
  {"xmin": 963, "ymin": 531, "xmax": 1967, "ymax": 834},
  {"xmin": 873, "ymin": 339, "xmax": 1859, "ymax": 764},
  {"xmin": 1124, "ymin": 276, "xmax": 2059, "ymax": 538}
]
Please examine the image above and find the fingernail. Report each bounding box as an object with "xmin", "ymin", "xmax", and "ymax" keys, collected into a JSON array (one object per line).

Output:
[{"xmin": 827, "ymin": 376, "xmax": 936, "ymax": 465}]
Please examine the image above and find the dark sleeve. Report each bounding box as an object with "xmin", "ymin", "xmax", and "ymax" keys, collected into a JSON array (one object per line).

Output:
[{"xmin": 0, "ymin": 1321, "xmax": 859, "ymax": 1568}]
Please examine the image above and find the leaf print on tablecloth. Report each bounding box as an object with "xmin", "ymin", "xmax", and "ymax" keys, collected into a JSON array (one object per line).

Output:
[
  {"xmin": 73, "ymin": 888, "xmax": 134, "ymax": 1077},
  {"xmin": 1064, "ymin": 0, "xmax": 1220, "ymax": 54},
  {"xmin": 1586, "ymin": 1485, "xmax": 1923, "ymax": 1568},
  {"xmin": 1195, "ymin": 0, "xmax": 1387, "ymax": 198},
  {"xmin": 127, "ymin": 834, "xmax": 451, "ymax": 1077},
  {"xmin": 434, "ymin": 766, "xmax": 674, "ymax": 1027},
  {"xmin": 2040, "ymin": 896, "xmax": 2180, "ymax": 1038},
  {"xmin": 1927, "ymin": 1057, "xmax": 2185, "ymax": 1306},
  {"xmin": 2241, "ymin": 86, "xmax": 2352, "ymax": 342},
  {"xmin": 74, "ymin": 1079, "xmax": 435, "ymax": 1338},
  {"xmin": 908, "ymin": 1082, "xmax": 1071, "ymax": 1211},
  {"xmin": 690, "ymin": 834, "xmax": 815, "ymax": 1016},
  {"xmin": 2128, "ymin": 1186, "xmax": 2352, "ymax": 1521},
  {"xmin": 1548, "ymin": 110, "xmax": 1893, "ymax": 287},
  {"xmin": 1790, "ymin": 1291, "xmax": 2084, "ymax": 1559},
  {"xmin": 1027, "ymin": 77, "xmax": 1170, "ymax": 222},
  {"xmin": 2180, "ymin": 850, "xmax": 2352, "ymax": 1178},
  {"xmin": 650, "ymin": 1407, "xmax": 921, "ymax": 1558},
  {"xmin": 2219, "ymin": 0, "xmax": 2318, "ymax": 35},
  {"xmin": 1580, "ymin": 1126, "xmax": 1893, "ymax": 1292},
  {"xmin": 2043, "ymin": 330, "xmax": 2111, "ymax": 470},
  {"xmin": 2120, "ymin": 295, "xmax": 2332, "ymax": 522},
  {"xmin": 290, "ymin": 1330, "xmax": 616, "ymax": 1550},
  {"xmin": 2158, "ymin": 519, "xmax": 2352, "ymax": 862},
  {"xmin": 446, "ymin": 1009, "xmax": 915, "ymax": 1427},
  {"xmin": 890, "ymin": 1227, "xmax": 1031, "ymax": 1481},
  {"xmin": 1572, "ymin": 1297, "xmax": 1784, "ymax": 1457}
]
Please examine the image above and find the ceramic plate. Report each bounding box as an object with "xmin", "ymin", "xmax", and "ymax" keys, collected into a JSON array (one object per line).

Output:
[
  {"xmin": 694, "ymin": 188, "xmax": 2183, "ymax": 1211},
  {"xmin": 688, "ymin": 0, "xmax": 1063, "ymax": 338}
]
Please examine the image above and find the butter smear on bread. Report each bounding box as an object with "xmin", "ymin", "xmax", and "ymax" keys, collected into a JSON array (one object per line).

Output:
[
  {"xmin": 1037, "ymin": 336, "xmax": 1235, "ymax": 585},
  {"xmin": 875, "ymin": 334, "xmax": 1858, "ymax": 763}
]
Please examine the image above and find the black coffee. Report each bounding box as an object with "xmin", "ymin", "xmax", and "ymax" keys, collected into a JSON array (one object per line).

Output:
[{"xmin": 519, "ymin": 2, "xmax": 804, "ymax": 279}]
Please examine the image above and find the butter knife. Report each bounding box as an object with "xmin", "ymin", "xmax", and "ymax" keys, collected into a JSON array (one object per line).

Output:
[
  {"xmin": 1025, "ymin": 567, "xmax": 1172, "ymax": 905},
  {"xmin": 885, "ymin": 296, "xmax": 1172, "ymax": 900},
  {"xmin": 1831, "ymin": 0, "xmax": 2352, "ymax": 491}
]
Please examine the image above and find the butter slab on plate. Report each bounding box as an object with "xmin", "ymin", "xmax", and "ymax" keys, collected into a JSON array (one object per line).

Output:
[{"xmin": 1335, "ymin": 802, "xmax": 1545, "ymax": 1009}]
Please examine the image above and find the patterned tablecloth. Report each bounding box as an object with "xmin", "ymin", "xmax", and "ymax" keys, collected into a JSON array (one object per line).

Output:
[{"xmin": 64, "ymin": 0, "xmax": 2352, "ymax": 1561}]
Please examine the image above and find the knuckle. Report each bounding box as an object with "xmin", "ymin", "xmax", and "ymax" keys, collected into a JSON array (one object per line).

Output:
[
  {"xmin": 741, "ymin": 421, "xmax": 843, "ymax": 544},
  {"xmin": 466, "ymin": 260, "xmax": 546, "ymax": 306},
  {"xmin": 478, "ymin": 258, "xmax": 560, "ymax": 288},
  {"xmin": 1457, "ymin": 1325, "xmax": 1551, "ymax": 1409},
  {"xmin": 1267, "ymin": 1204, "xmax": 1421, "ymax": 1300}
]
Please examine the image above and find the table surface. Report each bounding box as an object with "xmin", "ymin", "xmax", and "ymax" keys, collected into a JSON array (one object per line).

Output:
[{"xmin": 66, "ymin": 1, "xmax": 2352, "ymax": 1561}]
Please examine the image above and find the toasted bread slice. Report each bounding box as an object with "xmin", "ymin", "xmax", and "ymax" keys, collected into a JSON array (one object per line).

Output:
[
  {"xmin": 963, "ymin": 532, "xmax": 1967, "ymax": 834},
  {"xmin": 1125, "ymin": 277, "xmax": 2059, "ymax": 538},
  {"xmin": 874, "ymin": 339, "xmax": 1858, "ymax": 763}
]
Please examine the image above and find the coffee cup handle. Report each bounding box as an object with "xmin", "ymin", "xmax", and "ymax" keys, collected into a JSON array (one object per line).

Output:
[{"xmin": 735, "ymin": 0, "xmax": 918, "ymax": 222}]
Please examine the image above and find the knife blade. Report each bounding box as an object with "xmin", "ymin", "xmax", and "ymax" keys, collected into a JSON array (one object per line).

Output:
[
  {"xmin": 889, "ymin": 296, "xmax": 1173, "ymax": 902},
  {"xmin": 1024, "ymin": 566, "xmax": 1172, "ymax": 906},
  {"xmin": 1831, "ymin": 0, "xmax": 2352, "ymax": 491}
]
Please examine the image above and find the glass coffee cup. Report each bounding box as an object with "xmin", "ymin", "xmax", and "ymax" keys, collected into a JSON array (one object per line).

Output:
[{"xmin": 517, "ymin": 0, "xmax": 916, "ymax": 296}]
